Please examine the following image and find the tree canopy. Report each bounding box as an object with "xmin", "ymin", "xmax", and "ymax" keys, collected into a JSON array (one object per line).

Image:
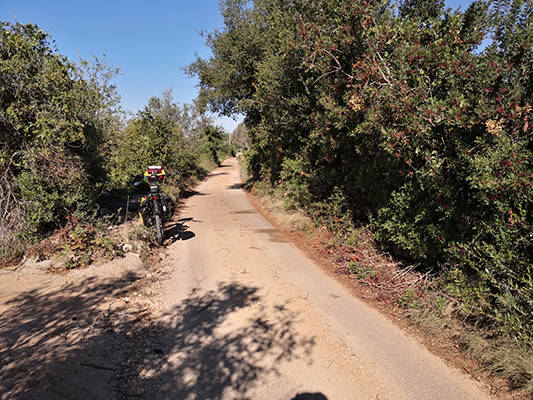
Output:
[
  {"xmin": 0, "ymin": 22, "xmax": 121, "ymax": 257},
  {"xmin": 187, "ymin": 0, "xmax": 533, "ymax": 341}
]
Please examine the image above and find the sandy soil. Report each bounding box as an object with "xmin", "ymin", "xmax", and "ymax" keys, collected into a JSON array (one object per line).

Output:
[
  {"xmin": 0, "ymin": 158, "xmax": 500, "ymax": 400},
  {"xmin": 0, "ymin": 253, "xmax": 152, "ymax": 399}
]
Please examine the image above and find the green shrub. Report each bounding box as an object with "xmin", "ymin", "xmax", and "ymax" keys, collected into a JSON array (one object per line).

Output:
[
  {"xmin": 279, "ymin": 158, "xmax": 311, "ymax": 210},
  {"xmin": 28, "ymin": 218, "xmax": 122, "ymax": 269},
  {"xmin": 348, "ymin": 261, "xmax": 378, "ymax": 280},
  {"xmin": 0, "ymin": 21, "xmax": 120, "ymax": 261}
]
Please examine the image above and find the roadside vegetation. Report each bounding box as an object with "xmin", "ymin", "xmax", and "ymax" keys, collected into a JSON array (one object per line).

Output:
[
  {"xmin": 187, "ymin": 0, "xmax": 533, "ymax": 395},
  {"xmin": 0, "ymin": 21, "xmax": 237, "ymax": 269},
  {"xmin": 2, "ymin": 0, "xmax": 533, "ymax": 394}
]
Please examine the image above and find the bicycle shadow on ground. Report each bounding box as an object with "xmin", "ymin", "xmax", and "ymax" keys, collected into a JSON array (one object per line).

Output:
[
  {"xmin": 118, "ymin": 281, "xmax": 317, "ymax": 399},
  {"xmin": 165, "ymin": 217, "xmax": 196, "ymax": 243}
]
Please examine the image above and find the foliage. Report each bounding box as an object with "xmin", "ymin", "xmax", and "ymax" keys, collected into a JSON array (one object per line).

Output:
[
  {"xmin": 188, "ymin": 0, "xmax": 533, "ymax": 346},
  {"xmin": 279, "ymin": 157, "xmax": 311, "ymax": 210},
  {"xmin": 109, "ymin": 106, "xmax": 192, "ymax": 190},
  {"xmin": 348, "ymin": 261, "xmax": 378, "ymax": 280},
  {"xmin": 0, "ymin": 21, "xmax": 121, "ymax": 262},
  {"xmin": 27, "ymin": 217, "xmax": 122, "ymax": 269},
  {"xmin": 202, "ymin": 125, "xmax": 225, "ymax": 166},
  {"xmin": 108, "ymin": 90, "xmax": 232, "ymax": 194},
  {"xmin": 127, "ymin": 223, "xmax": 158, "ymax": 261},
  {"xmin": 184, "ymin": 0, "xmax": 265, "ymax": 119}
]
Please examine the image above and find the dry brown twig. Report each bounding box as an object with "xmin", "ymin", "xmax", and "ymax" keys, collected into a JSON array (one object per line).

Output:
[{"xmin": 332, "ymin": 240, "xmax": 431, "ymax": 304}]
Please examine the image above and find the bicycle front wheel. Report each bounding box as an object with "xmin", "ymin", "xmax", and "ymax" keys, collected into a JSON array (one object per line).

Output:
[{"xmin": 155, "ymin": 214, "xmax": 164, "ymax": 245}]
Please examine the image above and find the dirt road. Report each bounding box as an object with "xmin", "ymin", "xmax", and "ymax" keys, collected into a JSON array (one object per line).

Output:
[
  {"xmin": 151, "ymin": 158, "xmax": 491, "ymax": 400},
  {"xmin": 0, "ymin": 158, "xmax": 494, "ymax": 400}
]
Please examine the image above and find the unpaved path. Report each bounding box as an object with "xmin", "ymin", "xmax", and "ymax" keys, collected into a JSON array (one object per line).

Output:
[
  {"xmin": 0, "ymin": 253, "xmax": 151, "ymax": 399},
  {"xmin": 0, "ymin": 158, "xmax": 494, "ymax": 400},
  {"xmin": 150, "ymin": 158, "xmax": 491, "ymax": 400}
]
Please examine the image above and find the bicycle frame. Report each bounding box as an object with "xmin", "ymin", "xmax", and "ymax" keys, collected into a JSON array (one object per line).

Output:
[{"xmin": 138, "ymin": 166, "xmax": 173, "ymax": 244}]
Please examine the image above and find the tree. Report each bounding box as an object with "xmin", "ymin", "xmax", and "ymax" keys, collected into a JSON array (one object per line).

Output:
[
  {"xmin": 184, "ymin": 0, "xmax": 266, "ymax": 122},
  {"xmin": 399, "ymin": 0, "xmax": 445, "ymax": 20},
  {"xmin": 0, "ymin": 21, "xmax": 120, "ymax": 261},
  {"xmin": 110, "ymin": 109, "xmax": 196, "ymax": 188},
  {"xmin": 232, "ymin": 123, "xmax": 250, "ymax": 151},
  {"xmin": 202, "ymin": 125, "xmax": 225, "ymax": 166},
  {"xmin": 108, "ymin": 91, "xmax": 218, "ymax": 191}
]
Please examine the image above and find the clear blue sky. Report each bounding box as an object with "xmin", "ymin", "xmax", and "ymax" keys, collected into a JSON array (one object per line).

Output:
[{"xmin": 1, "ymin": 0, "xmax": 471, "ymax": 133}]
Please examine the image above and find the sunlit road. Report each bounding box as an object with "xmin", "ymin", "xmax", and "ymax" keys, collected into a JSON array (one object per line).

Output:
[{"xmin": 153, "ymin": 158, "xmax": 490, "ymax": 400}]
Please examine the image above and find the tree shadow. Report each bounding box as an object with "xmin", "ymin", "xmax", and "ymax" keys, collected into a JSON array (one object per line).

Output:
[
  {"xmin": 0, "ymin": 272, "xmax": 144, "ymax": 400},
  {"xmin": 180, "ymin": 189, "xmax": 208, "ymax": 199},
  {"xmin": 116, "ymin": 282, "xmax": 317, "ymax": 399},
  {"xmin": 0, "ymin": 277, "xmax": 316, "ymax": 399},
  {"xmin": 207, "ymin": 171, "xmax": 229, "ymax": 178},
  {"xmin": 253, "ymin": 228, "xmax": 288, "ymax": 243},
  {"xmin": 227, "ymin": 183, "xmax": 244, "ymax": 190}
]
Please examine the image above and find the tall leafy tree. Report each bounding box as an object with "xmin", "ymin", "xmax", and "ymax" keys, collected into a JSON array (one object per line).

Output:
[
  {"xmin": 0, "ymin": 22, "xmax": 120, "ymax": 259},
  {"xmin": 108, "ymin": 91, "xmax": 222, "ymax": 190},
  {"xmin": 110, "ymin": 108, "xmax": 195, "ymax": 188},
  {"xmin": 187, "ymin": 0, "xmax": 533, "ymax": 340},
  {"xmin": 185, "ymin": 0, "xmax": 266, "ymax": 120}
]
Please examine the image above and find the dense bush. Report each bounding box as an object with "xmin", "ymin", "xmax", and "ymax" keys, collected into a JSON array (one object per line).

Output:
[
  {"xmin": 188, "ymin": 0, "xmax": 533, "ymax": 342},
  {"xmin": 0, "ymin": 22, "xmax": 120, "ymax": 262},
  {"xmin": 107, "ymin": 90, "xmax": 230, "ymax": 194}
]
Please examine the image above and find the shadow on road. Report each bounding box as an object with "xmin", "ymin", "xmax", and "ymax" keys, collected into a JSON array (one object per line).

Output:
[
  {"xmin": 253, "ymin": 228, "xmax": 288, "ymax": 243},
  {"xmin": 292, "ymin": 394, "xmax": 329, "ymax": 400},
  {"xmin": 0, "ymin": 273, "xmax": 143, "ymax": 400},
  {"xmin": 0, "ymin": 276, "xmax": 316, "ymax": 399},
  {"xmin": 227, "ymin": 182, "xmax": 244, "ymax": 190},
  {"xmin": 118, "ymin": 282, "xmax": 317, "ymax": 399},
  {"xmin": 180, "ymin": 189, "xmax": 208, "ymax": 199},
  {"xmin": 207, "ymin": 171, "xmax": 230, "ymax": 178},
  {"xmin": 165, "ymin": 217, "xmax": 196, "ymax": 243}
]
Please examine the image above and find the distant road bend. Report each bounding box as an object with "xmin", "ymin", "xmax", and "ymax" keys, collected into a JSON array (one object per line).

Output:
[{"xmin": 156, "ymin": 158, "xmax": 491, "ymax": 400}]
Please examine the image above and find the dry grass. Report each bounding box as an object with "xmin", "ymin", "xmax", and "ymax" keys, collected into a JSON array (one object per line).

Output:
[
  {"xmin": 464, "ymin": 333, "xmax": 533, "ymax": 394},
  {"xmin": 244, "ymin": 181, "xmax": 533, "ymax": 398}
]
